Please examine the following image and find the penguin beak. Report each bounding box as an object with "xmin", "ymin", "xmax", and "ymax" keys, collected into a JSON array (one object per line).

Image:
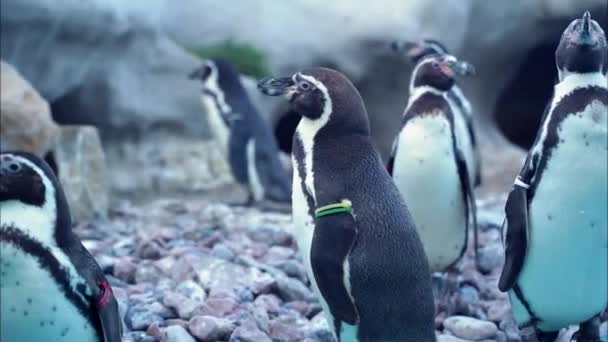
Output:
[
  {"xmin": 581, "ymin": 11, "xmax": 591, "ymax": 36},
  {"xmin": 257, "ymin": 76, "xmax": 296, "ymax": 97},
  {"xmin": 445, "ymin": 56, "xmax": 477, "ymax": 77},
  {"xmin": 188, "ymin": 65, "xmax": 211, "ymax": 80}
]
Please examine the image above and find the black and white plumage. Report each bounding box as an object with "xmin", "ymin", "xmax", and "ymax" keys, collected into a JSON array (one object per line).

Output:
[
  {"xmin": 189, "ymin": 58, "xmax": 291, "ymax": 204},
  {"xmin": 391, "ymin": 38, "xmax": 482, "ymax": 186},
  {"xmin": 499, "ymin": 12, "xmax": 607, "ymax": 341},
  {"xmin": 388, "ymin": 54, "xmax": 478, "ymax": 275},
  {"xmin": 0, "ymin": 151, "xmax": 122, "ymax": 342},
  {"xmin": 258, "ymin": 68, "xmax": 436, "ymax": 342}
]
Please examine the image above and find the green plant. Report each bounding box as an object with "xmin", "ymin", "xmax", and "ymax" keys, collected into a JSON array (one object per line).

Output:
[{"xmin": 188, "ymin": 41, "xmax": 268, "ymax": 78}]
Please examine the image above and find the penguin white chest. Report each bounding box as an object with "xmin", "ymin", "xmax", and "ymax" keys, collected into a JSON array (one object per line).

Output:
[
  {"xmin": 392, "ymin": 115, "xmax": 467, "ymax": 272},
  {"xmin": 0, "ymin": 243, "xmax": 100, "ymax": 342},
  {"xmin": 200, "ymin": 94, "xmax": 230, "ymax": 156},
  {"xmin": 515, "ymin": 102, "xmax": 608, "ymax": 330}
]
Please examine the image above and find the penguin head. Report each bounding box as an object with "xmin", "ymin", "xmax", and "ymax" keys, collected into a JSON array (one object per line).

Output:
[
  {"xmin": 0, "ymin": 151, "xmax": 71, "ymax": 230},
  {"xmin": 189, "ymin": 57, "xmax": 246, "ymax": 93},
  {"xmin": 411, "ymin": 54, "xmax": 476, "ymax": 91},
  {"xmin": 0, "ymin": 152, "xmax": 48, "ymax": 207},
  {"xmin": 556, "ymin": 11, "xmax": 607, "ymax": 78},
  {"xmin": 392, "ymin": 38, "xmax": 449, "ymax": 64},
  {"xmin": 258, "ymin": 67, "xmax": 370, "ymax": 135}
]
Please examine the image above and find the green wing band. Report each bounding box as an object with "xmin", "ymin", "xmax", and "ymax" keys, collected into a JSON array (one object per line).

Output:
[{"xmin": 315, "ymin": 199, "xmax": 353, "ymax": 218}]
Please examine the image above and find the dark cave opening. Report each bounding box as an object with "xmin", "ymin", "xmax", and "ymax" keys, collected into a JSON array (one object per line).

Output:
[{"xmin": 494, "ymin": 42, "xmax": 558, "ymax": 149}]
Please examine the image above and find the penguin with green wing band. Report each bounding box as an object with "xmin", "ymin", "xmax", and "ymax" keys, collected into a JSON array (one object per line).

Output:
[{"xmin": 258, "ymin": 67, "xmax": 436, "ymax": 342}]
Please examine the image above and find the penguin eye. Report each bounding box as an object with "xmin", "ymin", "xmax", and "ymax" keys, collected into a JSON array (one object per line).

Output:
[
  {"xmin": 298, "ymin": 81, "xmax": 312, "ymax": 91},
  {"xmin": 7, "ymin": 162, "xmax": 21, "ymax": 173}
]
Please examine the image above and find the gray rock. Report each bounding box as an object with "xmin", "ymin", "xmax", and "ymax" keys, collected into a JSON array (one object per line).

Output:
[
  {"xmin": 268, "ymin": 259, "xmax": 309, "ymax": 283},
  {"xmin": 486, "ymin": 300, "xmax": 511, "ymax": 322},
  {"xmin": 188, "ymin": 315, "xmax": 236, "ymax": 341},
  {"xmin": 499, "ymin": 319, "xmax": 520, "ymax": 342},
  {"xmin": 114, "ymin": 257, "xmax": 137, "ymax": 284},
  {"xmin": 437, "ymin": 334, "xmax": 475, "ymax": 342},
  {"xmin": 229, "ymin": 324, "xmax": 273, "ymax": 342},
  {"xmin": 274, "ymin": 273, "xmax": 316, "ymax": 302},
  {"xmin": 163, "ymin": 291, "xmax": 201, "ymax": 320},
  {"xmin": 175, "ymin": 280, "xmax": 207, "ymax": 302},
  {"xmin": 444, "ymin": 316, "xmax": 498, "ymax": 341},
  {"xmin": 126, "ymin": 307, "xmax": 164, "ymax": 331},
  {"xmin": 124, "ymin": 332, "xmax": 156, "ymax": 342},
  {"xmin": 477, "ymin": 243, "xmax": 505, "ymax": 274},
  {"xmin": 211, "ymin": 243, "xmax": 236, "ymax": 261},
  {"xmin": 54, "ymin": 125, "xmax": 109, "ymax": 222},
  {"xmin": 162, "ymin": 325, "xmax": 196, "ymax": 342},
  {"xmin": 0, "ymin": 61, "xmax": 59, "ymax": 156},
  {"xmin": 199, "ymin": 296, "xmax": 238, "ymax": 317},
  {"xmin": 254, "ymin": 294, "xmax": 282, "ymax": 316}
]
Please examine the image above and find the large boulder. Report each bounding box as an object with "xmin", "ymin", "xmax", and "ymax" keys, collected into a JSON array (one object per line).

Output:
[
  {"xmin": 0, "ymin": 0, "xmax": 205, "ymax": 140},
  {"xmin": 0, "ymin": 60, "xmax": 59, "ymax": 156}
]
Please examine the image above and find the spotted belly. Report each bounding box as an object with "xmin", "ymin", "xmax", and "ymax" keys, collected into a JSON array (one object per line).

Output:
[
  {"xmin": 0, "ymin": 243, "xmax": 100, "ymax": 342},
  {"xmin": 512, "ymin": 111, "xmax": 608, "ymax": 331},
  {"xmin": 393, "ymin": 116, "xmax": 467, "ymax": 272}
]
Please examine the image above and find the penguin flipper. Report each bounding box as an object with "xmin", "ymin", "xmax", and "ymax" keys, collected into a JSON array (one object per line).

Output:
[
  {"xmin": 70, "ymin": 244, "xmax": 123, "ymax": 341},
  {"xmin": 498, "ymin": 185, "xmax": 528, "ymax": 292},
  {"xmin": 454, "ymin": 148, "xmax": 478, "ymax": 265},
  {"xmin": 310, "ymin": 212, "xmax": 359, "ymax": 325}
]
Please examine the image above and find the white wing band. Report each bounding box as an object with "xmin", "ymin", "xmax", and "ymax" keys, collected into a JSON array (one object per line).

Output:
[{"xmin": 514, "ymin": 177, "xmax": 530, "ymax": 189}]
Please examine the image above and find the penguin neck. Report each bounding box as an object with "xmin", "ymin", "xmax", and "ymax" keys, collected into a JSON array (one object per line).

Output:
[
  {"xmin": 407, "ymin": 85, "xmax": 448, "ymax": 112},
  {"xmin": 0, "ymin": 184, "xmax": 58, "ymax": 248},
  {"xmin": 553, "ymin": 71, "xmax": 607, "ymax": 108}
]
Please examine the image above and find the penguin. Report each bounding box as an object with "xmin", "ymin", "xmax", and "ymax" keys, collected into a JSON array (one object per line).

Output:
[
  {"xmin": 258, "ymin": 67, "xmax": 436, "ymax": 342},
  {"xmin": 0, "ymin": 151, "xmax": 122, "ymax": 342},
  {"xmin": 387, "ymin": 53, "xmax": 479, "ymax": 312},
  {"xmin": 498, "ymin": 11, "xmax": 607, "ymax": 342},
  {"xmin": 189, "ymin": 58, "xmax": 291, "ymax": 204},
  {"xmin": 391, "ymin": 38, "xmax": 482, "ymax": 187}
]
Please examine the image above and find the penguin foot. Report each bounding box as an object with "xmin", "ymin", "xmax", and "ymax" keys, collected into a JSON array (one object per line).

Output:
[{"xmin": 572, "ymin": 315, "xmax": 601, "ymax": 342}]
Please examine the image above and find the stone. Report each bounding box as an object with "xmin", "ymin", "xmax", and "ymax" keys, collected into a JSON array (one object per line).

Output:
[
  {"xmin": 268, "ymin": 259, "xmax": 308, "ymax": 283},
  {"xmin": 229, "ymin": 325, "xmax": 273, "ymax": 342},
  {"xmin": 486, "ymin": 300, "xmax": 511, "ymax": 322},
  {"xmin": 162, "ymin": 325, "xmax": 196, "ymax": 342},
  {"xmin": 444, "ymin": 316, "xmax": 498, "ymax": 341},
  {"xmin": 114, "ymin": 257, "xmax": 137, "ymax": 284},
  {"xmin": 126, "ymin": 307, "xmax": 164, "ymax": 331},
  {"xmin": 199, "ymin": 297, "xmax": 238, "ymax": 317},
  {"xmin": 0, "ymin": 61, "xmax": 59, "ymax": 156},
  {"xmin": 274, "ymin": 273, "xmax": 316, "ymax": 302},
  {"xmin": 188, "ymin": 315, "xmax": 236, "ymax": 341},
  {"xmin": 54, "ymin": 125, "xmax": 109, "ymax": 222},
  {"xmin": 163, "ymin": 292, "xmax": 201, "ymax": 320},
  {"xmin": 437, "ymin": 334, "xmax": 475, "ymax": 342},
  {"xmin": 211, "ymin": 243, "xmax": 236, "ymax": 261},
  {"xmin": 477, "ymin": 243, "xmax": 505, "ymax": 274},
  {"xmin": 175, "ymin": 280, "xmax": 206, "ymax": 301},
  {"xmin": 254, "ymin": 294, "xmax": 282, "ymax": 316}
]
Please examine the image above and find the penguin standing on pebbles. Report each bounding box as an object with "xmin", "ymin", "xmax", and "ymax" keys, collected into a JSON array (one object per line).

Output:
[
  {"xmin": 391, "ymin": 38, "xmax": 482, "ymax": 187},
  {"xmin": 0, "ymin": 151, "xmax": 122, "ymax": 342},
  {"xmin": 258, "ymin": 67, "xmax": 436, "ymax": 342},
  {"xmin": 189, "ymin": 58, "xmax": 291, "ymax": 205},
  {"xmin": 499, "ymin": 11, "xmax": 607, "ymax": 342},
  {"xmin": 387, "ymin": 53, "xmax": 479, "ymax": 313}
]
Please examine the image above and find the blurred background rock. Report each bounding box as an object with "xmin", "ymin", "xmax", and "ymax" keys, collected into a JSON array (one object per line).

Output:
[{"xmin": 1, "ymin": 0, "xmax": 605, "ymax": 202}]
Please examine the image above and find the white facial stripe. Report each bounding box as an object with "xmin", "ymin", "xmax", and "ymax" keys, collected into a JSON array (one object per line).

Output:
[
  {"xmin": 0, "ymin": 154, "xmax": 89, "ymax": 304},
  {"xmin": 295, "ymin": 73, "xmax": 333, "ymax": 202},
  {"xmin": 407, "ymin": 86, "xmax": 444, "ymax": 112},
  {"xmin": 530, "ymin": 71, "xmax": 608, "ymax": 178},
  {"xmin": 202, "ymin": 62, "xmax": 232, "ymax": 114}
]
